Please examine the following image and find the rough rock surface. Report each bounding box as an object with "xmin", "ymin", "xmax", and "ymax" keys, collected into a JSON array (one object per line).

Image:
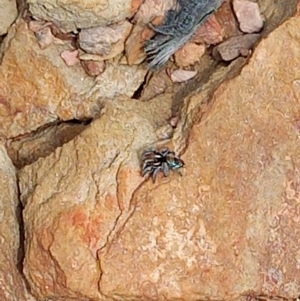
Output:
[
  {"xmin": 0, "ymin": 19, "xmax": 146, "ymax": 139},
  {"xmin": 233, "ymin": 0, "xmax": 264, "ymax": 33},
  {"xmin": 100, "ymin": 15, "xmax": 300, "ymax": 300},
  {"xmin": 0, "ymin": 0, "xmax": 17, "ymax": 35},
  {"xmin": 19, "ymin": 96, "xmax": 174, "ymax": 300},
  {"xmin": 28, "ymin": 0, "xmax": 133, "ymax": 32},
  {"xmin": 0, "ymin": 144, "xmax": 36, "ymax": 301},
  {"xmin": 78, "ymin": 21, "xmax": 133, "ymax": 60},
  {"xmin": 19, "ymin": 14, "xmax": 300, "ymax": 301},
  {"xmin": 7, "ymin": 122, "xmax": 88, "ymax": 169}
]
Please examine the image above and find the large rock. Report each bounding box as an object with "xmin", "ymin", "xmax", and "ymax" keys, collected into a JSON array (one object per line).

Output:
[
  {"xmin": 0, "ymin": 0, "xmax": 17, "ymax": 35},
  {"xmin": 100, "ymin": 14, "xmax": 300, "ymax": 299},
  {"xmin": 28, "ymin": 0, "xmax": 133, "ymax": 32},
  {"xmin": 18, "ymin": 96, "xmax": 173, "ymax": 300},
  {"xmin": 19, "ymin": 13, "xmax": 300, "ymax": 301},
  {"xmin": 0, "ymin": 143, "xmax": 36, "ymax": 301},
  {"xmin": 0, "ymin": 19, "xmax": 146, "ymax": 139}
]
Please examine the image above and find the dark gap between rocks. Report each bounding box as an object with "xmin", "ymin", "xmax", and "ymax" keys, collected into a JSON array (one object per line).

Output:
[
  {"xmin": 8, "ymin": 118, "xmax": 93, "ymax": 169},
  {"xmin": 0, "ymin": 34, "xmax": 7, "ymax": 45},
  {"xmin": 16, "ymin": 0, "xmax": 28, "ymax": 17},
  {"xmin": 244, "ymin": 293, "xmax": 299, "ymax": 301},
  {"xmin": 132, "ymin": 70, "xmax": 151, "ymax": 100},
  {"xmin": 0, "ymin": 33, "xmax": 8, "ymax": 64},
  {"xmin": 15, "ymin": 178, "xmax": 32, "ymax": 293}
]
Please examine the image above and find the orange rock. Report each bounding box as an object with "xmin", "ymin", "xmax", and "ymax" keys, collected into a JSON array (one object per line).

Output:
[
  {"xmin": 16, "ymin": 4, "xmax": 300, "ymax": 301},
  {"xmin": 99, "ymin": 14, "xmax": 300, "ymax": 301},
  {"xmin": 19, "ymin": 97, "xmax": 173, "ymax": 300},
  {"xmin": 0, "ymin": 20, "xmax": 147, "ymax": 138},
  {"xmin": 125, "ymin": 24, "xmax": 149, "ymax": 65},
  {"xmin": 131, "ymin": 0, "xmax": 143, "ymax": 13},
  {"xmin": 28, "ymin": 0, "xmax": 133, "ymax": 32},
  {"xmin": 174, "ymin": 43, "xmax": 206, "ymax": 68},
  {"xmin": 133, "ymin": 0, "xmax": 175, "ymax": 23},
  {"xmin": 191, "ymin": 0, "xmax": 241, "ymax": 45},
  {"xmin": 125, "ymin": 16, "xmax": 166, "ymax": 65},
  {"xmin": 214, "ymin": 0, "xmax": 242, "ymax": 39},
  {"xmin": 192, "ymin": 15, "xmax": 224, "ymax": 45},
  {"xmin": 81, "ymin": 60, "xmax": 106, "ymax": 76},
  {"xmin": 0, "ymin": 144, "xmax": 36, "ymax": 301},
  {"xmin": 138, "ymin": 69, "xmax": 171, "ymax": 101}
]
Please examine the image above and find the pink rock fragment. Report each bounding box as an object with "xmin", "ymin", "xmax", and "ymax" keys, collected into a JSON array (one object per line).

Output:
[
  {"xmin": 168, "ymin": 69, "xmax": 197, "ymax": 83},
  {"xmin": 78, "ymin": 21, "xmax": 132, "ymax": 60},
  {"xmin": 233, "ymin": 0, "xmax": 264, "ymax": 33},
  {"xmin": 81, "ymin": 60, "xmax": 106, "ymax": 77},
  {"xmin": 61, "ymin": 50, "xmax": 80, "ymax": 66},
  {"xmin": 192, "ymin": 15, "xmax": 224, "ymax": 45},
  {"xmin": 212, "ymin": 33, "xmax": 260, "ymax": 61},
  {"xmin": 28, "ymin": 20, "xmax": 52, "ymax": 32},
  {"xmin": 35, "ymin": 27, "xmax": 55, "ymax": 49}
]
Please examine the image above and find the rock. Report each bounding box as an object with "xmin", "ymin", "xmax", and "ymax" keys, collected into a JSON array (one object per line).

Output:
[
  {"xmin": 191, "ymin": 15, "xmax": 224, "ymax": 45},
  {"xmin": 125, "ymin": 24, "xmax": 150, "ymax": 65},
  {"xmin": 61, "ymin": 49, "xmax": 80, "ymax": 66},
  {"xmin": 81, "ymin": 60, "xmax": 106, "ymax": 77},
  {"xmin": 138, "ymin": 69, "xmax": 172, "ymax": 101},
  {"xmin": 34, "ymin": 26, "xmax": 64, "ymax": 49},
  {"xmin": 213, "ymin": 0, "xmax": 242, "ymax": 39},
  {"xmin": 7, "ymin": 122, "xmax": 87, "ymax": 169},
  {"xmin": 7, "ymin": 3, "xmax": 300, "ymax": 301},
  {"xmin": 18, "ymin": 96, "xmax": 174, "ymax": 300},
  {"xmin": 233, "ymin": 0, "xmax": 264, "ymax": 33},
  {"xmin": 100, "ymin": 15, "xmax": 300, "ymax": 300},
  {"xmin": 168, "ymin": 69, "xmax": 198, "ymax": 83},
  {"xmin": 212, "ymin": 33, "xmax": 261, "ymax": 61},
  {"xmin": 131, "ymin": 0, "xmax": 144, "ymax": 14},
  {"xmin": 0, "ymin": 19, "xmax": 94, "ymax": 138},
  {"xmin": 0, "ymin": 143, "xmax": 36, "ymax": 301},
  {"xmin": 133, "ymin": 0, "xmax": 175, "ymax": 23},
  {"xmin": 28, "ymin": 0, "xmax": 133, "ymax": 32},
  {"xmin": 125, "ymin": 0, "xmax": 175, "ymax": 66},
  {"xmin": 18, "ymin": 13, "xmax": 300, "ymax": 300},
  {"xmin": 78, "ymin": 21, "xmax": 133, "ymax": 60},
  {"xmin": 88, "ymin": 62, "xmax": 147, "ymax": 99},
  {"xmin": 174, "ymin": 43, "xmax": 206, "ymax": 68},
  {"xmin": 0, "ymin": 19, "xmax": 146, "ymax": 139},
  {"xmin": 0, "ymin": 0, "xmax": 17, "ymax": 35}
]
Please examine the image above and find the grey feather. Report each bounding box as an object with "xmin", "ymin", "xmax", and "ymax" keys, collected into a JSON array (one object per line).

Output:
[{"xmin": 144, "ymin": 0, "xmax": 225, "ymax": 70}]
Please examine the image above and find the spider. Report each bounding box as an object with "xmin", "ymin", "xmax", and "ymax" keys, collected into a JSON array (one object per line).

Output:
[{"xmin": 141, "ymin": 147, "xmax": 185, "ymax": 182}]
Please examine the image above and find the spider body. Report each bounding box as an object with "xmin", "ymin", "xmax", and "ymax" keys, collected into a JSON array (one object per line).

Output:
[{"xmin": 141, "ymin": 147, "xmax": 185, "ymax": 182}]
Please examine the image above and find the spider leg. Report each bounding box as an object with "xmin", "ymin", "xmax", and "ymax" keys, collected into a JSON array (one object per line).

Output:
[
  {"xmin": 167, "ymin": 150, "xmax": 176, "ymax": 156},
  {"xmin": 161, "ymin": 148, "xmax": 174, "ymax": 157},
  {"xmin": 162, "ymin": 162, "xmax": 170, "ymax": 177},
  {"xmin": 143, "ymin": 158, "xmax": 156, "ymax": 166},
  {"xmin": 142, "ymin": 165, "xmax": 154, "ymax": 177},
  {"xmin": 142, "ymin": 148, "xmax": 156, "ymax": 160},
  {"xmin": 152, "ymin": 166, "xmax": 162, "ymax": 183}
]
